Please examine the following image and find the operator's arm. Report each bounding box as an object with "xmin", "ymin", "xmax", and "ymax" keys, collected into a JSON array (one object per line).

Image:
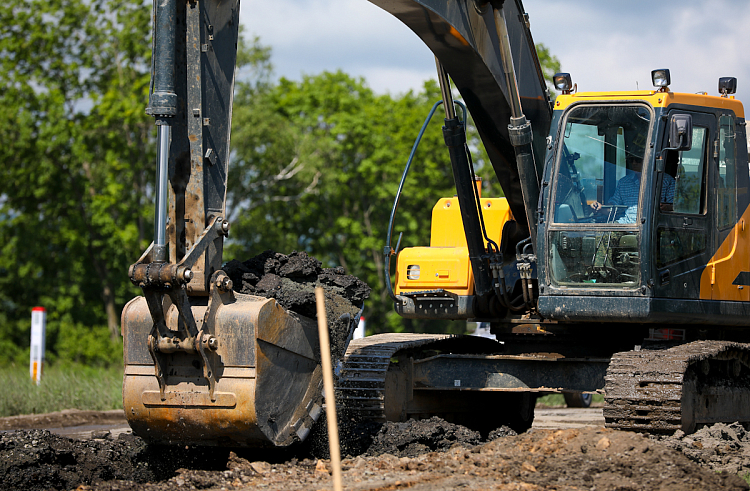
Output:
[
  {"xmin": 660, "ymin": 174, "xmax": 675, "ymax": 211},
  {"xmin": 591, "ymin": 182, "xmax": 624, "ymax": 211}
]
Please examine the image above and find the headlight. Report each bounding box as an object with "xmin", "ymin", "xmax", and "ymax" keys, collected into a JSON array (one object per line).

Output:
[
  {"xmin": 553, "ymin": 72, "xmax": 572, "ymax": 93},
  {"xmin": 651, "ymin": 69, "xmax": 671, "ymax": 89}
]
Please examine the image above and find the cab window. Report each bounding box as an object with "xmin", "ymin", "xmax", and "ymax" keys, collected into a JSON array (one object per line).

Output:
[
  {"xmin": 552, "ymin": 104, "xmax": 651, "ymax": 225},
  {"xmin": 717, "ymin": 114, "xmax": 736, "ymax": 229},
  {"xmin": 660, "ymin": 126, "xmax": 707, "ymax": 215}
]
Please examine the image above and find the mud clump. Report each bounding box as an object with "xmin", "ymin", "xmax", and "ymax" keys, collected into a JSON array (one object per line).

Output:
[
  {"xmin": 224, "ymin": 250, "xmax": 371, "ymax": 360},
  {"xmin": 0, "ymin": 429, "xmax": 150, "ymax": 491}
]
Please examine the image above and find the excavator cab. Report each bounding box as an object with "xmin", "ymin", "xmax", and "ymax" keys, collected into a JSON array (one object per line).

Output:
[{"xmin": 538, "ymin": 85, "xmax": 749, "ymax": 326}]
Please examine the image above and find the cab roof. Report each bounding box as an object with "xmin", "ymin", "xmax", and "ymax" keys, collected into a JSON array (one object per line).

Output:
[{"xmin": 554, "ymin": 90, "xmax": 745, "ymax": 118}]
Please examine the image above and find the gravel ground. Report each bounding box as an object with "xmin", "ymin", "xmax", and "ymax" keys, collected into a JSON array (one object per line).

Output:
[
  {"xmin": 656, "ymin": 422, "xmax": 750, "ymax": 476},
  {"xmin": 2, "ymin": 418, "xmax": 750, "ymax": 491}
]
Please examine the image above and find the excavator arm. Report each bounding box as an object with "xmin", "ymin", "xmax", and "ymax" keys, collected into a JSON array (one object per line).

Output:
[
  {"xmin": 123, "ymin": 0, "xmax": 331, "ymax": 448},
  {"xmin": 374, "ymin": 0, "xmax": 551, "ymax": 318}
]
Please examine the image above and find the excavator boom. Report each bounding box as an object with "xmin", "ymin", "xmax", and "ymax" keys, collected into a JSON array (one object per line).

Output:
[{"xmin": 369, "ymin": 0, "xmax": 552, "ymax": 236}]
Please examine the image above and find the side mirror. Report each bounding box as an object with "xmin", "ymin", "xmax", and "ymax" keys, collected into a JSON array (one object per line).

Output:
[{"xmin": 668, "ymin": 114, "xmax": 692, "ymax": 151}]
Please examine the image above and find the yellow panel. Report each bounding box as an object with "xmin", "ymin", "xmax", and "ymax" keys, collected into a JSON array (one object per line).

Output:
[
  {"xmin": 395, "ymin": 197, "xmax": 515, "ymax": 296},
  {"xmin": 553, "ymin": 90, "xmax": 744, "ymax": 118},
  {"xmin": 430, "ymin": 197, "xmax": 513, "ymax": 247},
  {"xmin": 395, "ymin": 246, "xmax": 472, "ymax": 296},
  {"xmin": 700, "ymin": 208, "xmax": 750, "ymax": 302}
]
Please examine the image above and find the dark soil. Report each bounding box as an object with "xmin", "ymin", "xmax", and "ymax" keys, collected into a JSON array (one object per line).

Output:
[
  {"xmin": 3, "ymin": 419, "xmax": 750, "ymax": 490},
  {"xmin": 223, "ymin": 250, "xmax": 371, "ymax": 361},
  {"xmin": 364, "ymin": 417, "xmax": 483, "ymax": 457},
  {"xmin": 305, "ymin": 414, "xmax": 496, "ymax": 460},
  {"xmin": 0, "ymin": 429, "xmax": 148, "ymax": 491}
]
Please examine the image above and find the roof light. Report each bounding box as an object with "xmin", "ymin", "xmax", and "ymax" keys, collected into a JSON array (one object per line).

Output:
[
  {"xmin": 651, "ymin": 69, "xmax": 671, "ymax": 91},
  {"xmin": 553, "ymin": 73, "xmax": 573, "ymax": 95},
  {"xmin": 719, "ymin": 77, "xmax": 737, "ymax": 97}
]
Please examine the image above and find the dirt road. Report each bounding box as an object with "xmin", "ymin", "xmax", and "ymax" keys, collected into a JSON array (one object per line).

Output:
[{"xmin": 0, "ymin": 406, "xmax": 607, "ymax": 440}]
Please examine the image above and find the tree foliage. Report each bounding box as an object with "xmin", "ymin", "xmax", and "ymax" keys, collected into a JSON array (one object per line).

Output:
[
  {"xmin": 536, "ymin": 43, "xmax": 562, "ymax": 94},
  {"xmin": 0, "ymin": 0, "xmax": 563, "ymax": 363},
  {"xmin": 0, "ymin": 0, "xmax": 153, "ymax": 364},
  {"xmin": 227, "ymin": 63, "xmax": 459, "ymax": 333},
  {"xmin": 225, "ymin": 39, "xmax": 562, "ymax": 335}
]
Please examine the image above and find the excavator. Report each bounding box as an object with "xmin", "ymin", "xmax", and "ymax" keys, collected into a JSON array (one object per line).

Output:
[{"xmin": 122, "ymin": 0, "xmax": 750, "ymax": 447}]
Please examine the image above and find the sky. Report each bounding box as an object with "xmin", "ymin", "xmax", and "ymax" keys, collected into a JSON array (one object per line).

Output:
[{"xmin": 241, "ymin": 0, "xmax": 750, "ymax": 107}]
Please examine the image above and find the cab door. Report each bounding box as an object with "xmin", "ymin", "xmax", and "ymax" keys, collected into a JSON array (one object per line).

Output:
[
  {"xmin": 652, "ymin": 111, "xmax": 714, "ymax": 300},
  {"xmin": 703, "ymin": 112, "xmax": 749, "ymax": 302}
]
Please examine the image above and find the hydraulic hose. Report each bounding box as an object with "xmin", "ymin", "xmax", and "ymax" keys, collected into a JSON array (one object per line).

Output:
[{"xmin": 384, "ymin": 99, "xmax": 468, "ymax": 303}]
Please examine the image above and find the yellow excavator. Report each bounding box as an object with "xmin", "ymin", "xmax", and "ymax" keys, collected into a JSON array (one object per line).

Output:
[{"xmin": 122, "ymin": 0, "xmax": 750, "ymax": 447}]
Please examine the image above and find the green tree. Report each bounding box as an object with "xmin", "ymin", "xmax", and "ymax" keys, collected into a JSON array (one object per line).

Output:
[
  {"xmin": 227, "ymin": 67, "xmax": 460, "ymax": 333},
  {"xmin": 226, "ymin": 42, "xmax": 562, "ymax": 335},
  {"xmin": 0, "ymin": 0, "xmax": 152, "ymax": 362},
  {"xmin": 536, "ymin": 43, "xmax": 562, "ymax": 95}
]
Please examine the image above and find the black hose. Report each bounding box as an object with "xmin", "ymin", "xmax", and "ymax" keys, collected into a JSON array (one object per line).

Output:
[
  {"xmin": 384, "ymin": 99, "xmax": 468, "ymax": 303},
  {"xmin": 497, "ymin": 275, "xmax": 525, "ymax": 312}
]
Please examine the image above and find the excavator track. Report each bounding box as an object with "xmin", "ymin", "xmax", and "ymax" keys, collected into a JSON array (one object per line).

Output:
[
  {"xmin": 336, "ymin": 333, "xmax": 451, "ymax": 422},
  {"xmin": 335, "ymin": 333, "xmax": 538, "ymax": 434},
  {"xmin": 604, "ymin": 340, "xmax": 750, "ymax": 433}
]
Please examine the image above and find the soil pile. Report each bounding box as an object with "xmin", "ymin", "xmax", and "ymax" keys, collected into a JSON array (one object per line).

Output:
[
  {"xmin": 364, "ymin": 417, "xmax": 483, "ymax": 458},
  {"xmin": 0, "ymin": 429, "xmax": 151, "ymax": 491},
  {"xmin": 307, "ymin": 415, "xmax": 497, "ymax": 460},
  {"xmin": 223, "ymin": 250, "xmax": 371, "ymax": 360},
  {"xmin": 657, "ymin": 422, "xmax": 750, "ymax": 476}
]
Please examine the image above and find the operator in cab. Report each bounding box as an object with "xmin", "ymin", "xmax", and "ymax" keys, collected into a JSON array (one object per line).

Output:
[
  {"xmin": 589, "ymin": 156, "xmax": 675, "ymax": 223},
  {"xmin": 589, "ymin": 155, "xmax": 643, "ymax": 224}
]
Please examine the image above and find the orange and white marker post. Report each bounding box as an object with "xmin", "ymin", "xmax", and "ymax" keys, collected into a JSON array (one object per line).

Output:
[
  {"xmin": 30, "ymin": 307, "xmax": 46, "ymax": 385},
  {"xmin": 353, "ymin": 315, "xmax": 366, "ymax": 339}
]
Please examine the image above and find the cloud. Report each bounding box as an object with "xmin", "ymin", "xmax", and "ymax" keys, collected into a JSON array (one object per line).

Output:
[
  {"xmin": 242, "ymin": 0, "xmax": 750, "ymax": 104},
  {"xmin": 530, "ymin": 0, "xmax": 750, "ymax": 102},
  {"xmin": 243, "ymin": 0, "xmax": 434, "ymax": 93}
]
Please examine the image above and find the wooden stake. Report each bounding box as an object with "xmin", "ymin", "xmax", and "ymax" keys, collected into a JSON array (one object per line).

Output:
[{"xmin": 315, "ymin": 287, "xmax": 343, "ymax": 491}]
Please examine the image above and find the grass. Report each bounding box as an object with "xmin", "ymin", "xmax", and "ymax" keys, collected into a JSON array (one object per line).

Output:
[
  {"xmin": 0, "ymin": 366, "xmax": 605, "ymax": 417},
  {"xmin": 0, "ymin": 364, "xmax": 123, "ymax": 417}
]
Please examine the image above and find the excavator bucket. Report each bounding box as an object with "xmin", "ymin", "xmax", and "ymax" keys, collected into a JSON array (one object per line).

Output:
[{"xmin": 122, "ymin": 288, "xmax": 326, "ymax": 447}]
